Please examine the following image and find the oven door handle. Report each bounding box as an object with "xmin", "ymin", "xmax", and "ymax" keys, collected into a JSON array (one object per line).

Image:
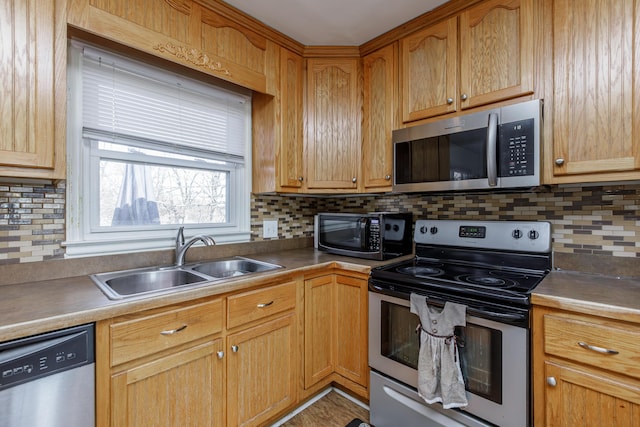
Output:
[{"xmin": 467, "ymin": 307, "xmax": 526, "ymax": 322}]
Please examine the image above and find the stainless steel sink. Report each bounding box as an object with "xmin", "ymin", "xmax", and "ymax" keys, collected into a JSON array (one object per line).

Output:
[
  {"xmin": 90, "ymin": 257, "xmax": 282, "ymax": 300},
  {"xmin": 190, "ymin": 257, "xmax": 282, "ymax": 278}
]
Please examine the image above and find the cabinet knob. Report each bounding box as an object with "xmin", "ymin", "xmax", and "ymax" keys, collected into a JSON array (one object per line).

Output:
[
  {"xmin": 352, "ymin": 177, "xmax": 357, "ymax": 183},
  {"xmin": 555, "ymin": 158, "xmax": 565, "ymax": 166},
  {"xmin": 298, "ymin": 176, "xmax": 304, "ymax": 182},
  {"xmin": 232, "ymin": 345, "xmax": 239, "ymax": 353},
  {"xmin": 217, "ymin": 351, "xmax": 224, "ymax": 359},
  {"xmin": 385, "ymin": 174, "xmax": 391, "ymax": 181},
  {"xmin": 460, "ymin": 93, "xmax": 468, "ymax": 101},
  {"xmin": 546, "ymin": 376, "xmax": 557, "ymax": 387},
  {"xmin": 446, "ymin": 97, "xmax": 454, "ymax": 105}
]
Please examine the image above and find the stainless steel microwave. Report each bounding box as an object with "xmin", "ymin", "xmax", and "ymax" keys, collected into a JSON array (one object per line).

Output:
[
  {"xmin": 316, "ymin": 212, "xmax": 413, "ymax": 260},
  {"xmin": 393, "ymin": 99, "xmax": 543, "ymax": 193}
]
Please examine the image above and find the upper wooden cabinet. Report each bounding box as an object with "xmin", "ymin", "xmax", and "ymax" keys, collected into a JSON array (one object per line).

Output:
[
  {"xmin": 252, "ymin": 48, "xmax": 304, "ymax": 194},
  {"xmin": 362, "ymin": 43, "xmax": 398, "ymax": 192},
  {"xmin": 305, "ymin": 57, "xmax": 362, "ymax": 192},
  {"xmin": 0, "ymin": 0, "xmax": 66, "ymax": 179},
  {"xmin": 400, "ymin": 0, "xmax": 535, "ymax": 122},
  {"xmin": 544, "ymin": 0, "xmax": 640, "ymax": 184},
  {"xmin": 67, "ymin": 0, "xmax": 278, "ymax": 94}
]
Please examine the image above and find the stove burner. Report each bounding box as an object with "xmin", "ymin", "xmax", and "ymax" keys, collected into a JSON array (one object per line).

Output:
[
  {"xmin": 457, "ymin": 275, "xmax": 517, "ymax": 288},
  {"xmin": 397, "ymin": 266, "xmax": 444, "ymax": 277}
]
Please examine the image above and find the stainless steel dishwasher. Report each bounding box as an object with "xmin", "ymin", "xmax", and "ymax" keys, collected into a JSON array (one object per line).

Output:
[{"xmin": 0, "ymin": 323, "xmax": 95, "ymax": 427}]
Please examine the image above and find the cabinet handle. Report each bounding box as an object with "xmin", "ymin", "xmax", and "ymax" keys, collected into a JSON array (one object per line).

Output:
[
  {"xmin": 257, "ymin": 301, "xmax": 274, "ymax": 308},
  {"xmin": 298, "ymin": 176, "xmax": 304, "ymax": 182},
  {"xmin": 446, "ymin": 97, "xmax": 454, "ymax": 105},
  {"xmin": 217, "ymin": 351, "xmax": 224, "ymax": 359},
  {"xmin": 352, "ymin": 177, "xmax": 357, "ymax": 183},
  {"xmin": 232, "ymin": 345, "xmax": 239, "ymax": 353},
  {"xmin": 385, "ymin": 174, "xmax": 391, "ymax": 180},
  {"xmin": 160, "ymin": 324, "xmax": 188, "ymax": 335},
  {"xmin": 555, "ymin": 158, "xmax": 565, "ymax": 166},
  {"xmin": 460, "ymin": 93, "xmax": 468, "ymax": 101},
  {"xmin": 578, "ymin": 341, "xmax": 619, "ymax": 355},
  {"xmin": 546, "ymin": 376, "xmax": 557, "ymax": 387}
]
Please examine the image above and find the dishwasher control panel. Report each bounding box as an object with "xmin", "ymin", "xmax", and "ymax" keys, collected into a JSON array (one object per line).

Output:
[{"xmin": 0, "ymin": 324, "xmax": 94, "ymax": 390}]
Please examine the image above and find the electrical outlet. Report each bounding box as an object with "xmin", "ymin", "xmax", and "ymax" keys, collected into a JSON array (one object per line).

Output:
[{"xmin": 263, "ymin": 220, "xmax": 278, "ymax": 238}]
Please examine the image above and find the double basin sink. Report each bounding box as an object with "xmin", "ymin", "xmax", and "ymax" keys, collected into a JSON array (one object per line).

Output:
[{"xmin": 91, "ymin": 257, "xmax": 283, "ymax": 300}]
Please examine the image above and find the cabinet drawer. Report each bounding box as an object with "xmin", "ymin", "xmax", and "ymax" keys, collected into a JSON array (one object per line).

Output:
[
  {"xmin": 111, "ymin": 299, "xmax": 223, "ymax": 366},
  {"xmin": 227, "ymin": 281, "xmax": 296, "ymax": 329},
  {"xmin": 544, "ymin": 314, "xmax": 640, "ymax": 379}
]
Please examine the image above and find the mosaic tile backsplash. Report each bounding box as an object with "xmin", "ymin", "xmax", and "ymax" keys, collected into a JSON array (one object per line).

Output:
[{"xmin": 1, "ymin": 181, "xmax": 639, "ymax": 264}]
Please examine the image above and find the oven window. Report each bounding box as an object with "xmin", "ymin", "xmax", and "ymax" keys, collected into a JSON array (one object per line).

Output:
[
  {"xmin": 380, "ymin": 301, "xmax": 421, "ymax": 369},
  {"xmin": 457, "ymin": 324, "xmax": 502, "ymax": 404}
]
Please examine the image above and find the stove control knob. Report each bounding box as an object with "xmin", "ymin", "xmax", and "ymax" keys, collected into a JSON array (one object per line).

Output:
[
  {"xmin": 419, "ymin": 226, "xmax": 427, "ymax": 234},
  {"xmin": 430, "ymin": 226, "xmax": 438, "ymax": 235},
  {"xmin": 529, "ymin": 230, "xmax": 539, "ymax": 240},
  {"xmin": 512, "ymin": 229, "xmax": 523, "ymax": 239}
]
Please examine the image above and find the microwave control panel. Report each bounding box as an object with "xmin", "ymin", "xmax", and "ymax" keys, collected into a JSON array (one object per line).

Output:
[
  {"xmin": 499, "ymin": 118, "xmax": 534, "ymax": 177},
  {"xmin": 368, "ymin": 218, "xmax": 381, "ymax": 250}
]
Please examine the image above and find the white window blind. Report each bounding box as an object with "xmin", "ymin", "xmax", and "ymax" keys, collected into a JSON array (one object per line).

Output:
[{"xmin": 80, "ymin": 46, "xmax": 248, "ymax": 163}]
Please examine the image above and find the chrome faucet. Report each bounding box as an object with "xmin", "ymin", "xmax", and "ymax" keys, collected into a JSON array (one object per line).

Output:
[{"xmin": 175, "ymin": 226, "xmax": 216, "ymax": 267}]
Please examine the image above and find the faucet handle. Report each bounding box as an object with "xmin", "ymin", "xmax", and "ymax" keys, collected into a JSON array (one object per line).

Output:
[{"xmin": 176, "ymin": 226, "xmax": 185, "ymax": 246}]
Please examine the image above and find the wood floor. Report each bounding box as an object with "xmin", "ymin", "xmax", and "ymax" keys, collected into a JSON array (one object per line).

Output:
[{"xmin": 277, "ymin": 390, "xmax": 370, "ymax": 427}]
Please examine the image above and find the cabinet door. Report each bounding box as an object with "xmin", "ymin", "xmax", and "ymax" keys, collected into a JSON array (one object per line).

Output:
[
  {"xmin": 549, "ymin": 0, "xmax": 640, "ymax": 181},
  {"xmin": 110, "ymin": 339, "xmax": 224, "ymax": 427},
  {"xmin": 459, "ymin": 0, "xmax": 535, "ymax": 109},
  {"xmin": 278, "ymin": 49, "xmax": 305, "ymax": 190},
  {"xmin": 0, "ymin": 0, "xmax": 64, "ymax": 177},
  {"xmin": 400, "ymin": 17, "xmax": 458, "ymax": 122},
  {"xmin": 227, "ymin": 314, "xmax": 296, "ymax": 427},
  {"xmin": 363, "ymin": 43, "xmax": 397, "ymax": 192},
  {"xmin": 334, "ymin": 275, "xmax": 368, "ymax": 388},
  {"xmin": 304, "ymin": 275, "xmax": 334, "ymax": 388},
  {"xmin": 544, "ymin": 362, "xmax": 640, "ymax": 426},
  {"xmin": 306, "ymin": 58, "xmax": 361, "ymax": 190}
]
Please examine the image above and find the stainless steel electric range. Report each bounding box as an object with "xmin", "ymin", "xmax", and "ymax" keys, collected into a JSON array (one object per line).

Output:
[{"xmin": 368, "ymin": 219, "xmax": 552, "ymax": 427}]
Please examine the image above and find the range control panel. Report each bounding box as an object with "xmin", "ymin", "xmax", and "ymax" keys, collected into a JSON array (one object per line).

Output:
[
  {"xmin": 415, "ymin": 220, "xmax": 551, "ymax": 253},
  {"xmin": 0, "ymin": 324, "xmax": 94, "ymax": 391}
]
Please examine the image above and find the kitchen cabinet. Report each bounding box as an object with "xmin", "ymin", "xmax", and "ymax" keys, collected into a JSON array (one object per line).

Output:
[
  {"xmin": 67, "ymin": 0, "xmax": 279, "ymax": 94},
  {"xmin": 532, "ymin": 306, "xmax": 640, "ymax": 426},
  {"xmin": 226, "ymin": 280, "xmax": 298, "ymax": 426},
  {"xmin": 304, "ymin": 272, "xmax": 369, "ymax": 398},
  {"xmin": 543, "ymin": 0, "xmax": 640, "ymax": 184},
  {"xmin": 362, "ymin": 43, "xmax": 398, "ymax": 192},
  {"xmin": 400, "ymin": 0, "xmax": 535, "ymax": 122},
  {"xmin": 305, "ymin": 57, "xmax": 362, "ymax": 192},
  {"xmin": 252, "ymin": 48, "xmax": 305, "ymax": 193},
  {"xmin": 0, "ymin": 0, "xmax": 66, "ymax": 179},
  {"xmin": 97, "ymin": 298, "xmax": 225, "ymax": 427}
]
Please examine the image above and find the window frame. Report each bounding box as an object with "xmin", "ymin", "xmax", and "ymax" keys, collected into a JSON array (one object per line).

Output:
[{"xmin": 64, "ymin": 42, "xmax": 252, "ymax": 258}]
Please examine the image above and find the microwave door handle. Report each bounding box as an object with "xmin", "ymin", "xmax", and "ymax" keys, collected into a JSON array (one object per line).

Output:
[
  {"xmin": 360, "ymin": 218, "xmax": 368, "ymax": 250},
  {"xmin": 486, "ymin": 112, "xmax": 499, "ymax": 187}
]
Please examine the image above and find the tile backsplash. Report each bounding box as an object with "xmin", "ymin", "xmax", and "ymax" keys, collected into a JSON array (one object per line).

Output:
[{"xmin": 2, "ymin": 181, "xmax": 639, "ymax": 265}]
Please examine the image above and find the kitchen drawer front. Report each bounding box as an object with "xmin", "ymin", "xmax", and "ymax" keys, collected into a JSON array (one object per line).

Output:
[
  {"xmin": 544, "ymin": 313, "xmax": 640, "ymax": 379},
  {"xmin": 227, "ymin": 281, "xmax": 296, "ymax": 329},
  {"xmin": 111, "ymin": 299, "xmax": 223, "ymax": 366}
]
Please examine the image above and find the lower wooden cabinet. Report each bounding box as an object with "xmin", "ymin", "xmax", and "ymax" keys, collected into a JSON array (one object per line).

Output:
[
  {"xmin": 110, "ymin": 339, "xmax": 224, "ymax": 426},
  {"xmin": 227, "ymin": 314, "xmax": 297, "ymax": 426},
  {"xmin": 533, "ymin": 306, "xmax": 640, "ymax": 426},
  {"xmin": 303, "ymin": 272, "xmax": 369, "ymax": 398}
]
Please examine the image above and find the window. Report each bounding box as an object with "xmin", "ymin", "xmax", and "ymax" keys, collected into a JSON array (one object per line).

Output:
[{"xmin": 65, "ymin": 42, "xmax": 252, "ymax": 257}]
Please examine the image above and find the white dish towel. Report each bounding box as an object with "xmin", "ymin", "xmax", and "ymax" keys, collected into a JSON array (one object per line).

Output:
[{"xmin": 410, "ymin": 293, "xmax": 468, "ymax": 409}]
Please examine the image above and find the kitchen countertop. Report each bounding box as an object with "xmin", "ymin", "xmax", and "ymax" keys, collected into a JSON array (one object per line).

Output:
[
  {"xmin": 532, "ymin": 270, "xmax": 640, "ymax": 323},
  {"xmin": 0, "ymin": 248, "xmax": 408, "ymax": 343}
]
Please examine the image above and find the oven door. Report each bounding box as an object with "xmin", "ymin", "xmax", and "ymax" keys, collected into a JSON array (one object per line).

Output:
[{"xmin": 369, "ymin": 291, "xmax": 529, "ymax": 427}]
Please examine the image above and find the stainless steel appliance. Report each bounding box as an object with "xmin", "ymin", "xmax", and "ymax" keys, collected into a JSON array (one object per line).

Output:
[
  {"xmin": 369, "ymin": 220, "xmax": 552, "ymax": 427},
  {"xmin": 0, "ymin": 324, "xmax": 95, "ymax": 427},
  {"xmin": 393, "ymin": 99, "xmax": 542, "ymax": 193},
  {"xmin": 316, "ymin": 212, "xmax": 413, "ymax": 260}
]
